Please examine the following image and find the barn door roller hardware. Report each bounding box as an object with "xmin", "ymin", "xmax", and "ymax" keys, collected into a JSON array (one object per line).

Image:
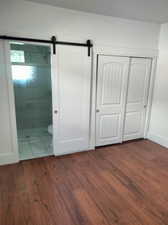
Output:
[{"xmin": 0, "ymin": 35, "xmax": 93, "ymax": 56}]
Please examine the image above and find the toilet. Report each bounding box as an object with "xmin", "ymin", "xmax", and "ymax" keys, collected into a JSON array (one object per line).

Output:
[{"xmin": 48, "ymin": 124, "xmax": 53, "ymax": 135}]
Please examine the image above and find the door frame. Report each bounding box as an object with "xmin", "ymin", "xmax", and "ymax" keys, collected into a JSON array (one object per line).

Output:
[
  {"xmin": 4, "ymin": 40, "xmax": 55, "ymax": 162},
  {"xmin": 89, "ymin": 46, "xmax": 158, "ymax": 149}
]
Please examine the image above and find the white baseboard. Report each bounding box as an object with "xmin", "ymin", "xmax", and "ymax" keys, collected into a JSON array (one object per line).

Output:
[
  {"xmin": 54, "ymin": 147, "xmax": 95, "ymax": 157},
  {"xmin": 147, "ymin": 133, "xmax": 168, "ymax": 148},
  {"xmin": 0, "ymin": 153, "xmax": 19, "ymax": 166}
]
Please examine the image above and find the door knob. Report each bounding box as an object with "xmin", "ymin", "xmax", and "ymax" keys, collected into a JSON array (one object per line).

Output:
[
  {"xmin": 54, "ymin": 110, "xmax": 58, "ymax": 114},
  {"xmin": 96, "ymin": 109, "xmax": 100, "ymax": 113}
]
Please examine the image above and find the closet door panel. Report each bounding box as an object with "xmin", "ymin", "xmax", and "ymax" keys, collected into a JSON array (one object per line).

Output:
[
  {"xmin": 124, "ymin": 58, "xmax": 151, "ymax": 141},
  {"xmin": 124, "ymin": 111, "xmax": 142, "ymax": 135},
  {"xmin": 96, "ymin": 55, "xmax": 129, "ymax": 146},
  {"xmin": 100, "ymin": 114, "xmax": 120, "ymax": 139},
  {"xmin": 53, "ymin": 46, "xmax": 91, "ymax": 155}
]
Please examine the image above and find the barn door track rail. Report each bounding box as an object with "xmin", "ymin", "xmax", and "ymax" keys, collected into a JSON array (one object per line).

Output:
[{"xmin": 0, "ymin": 35, "xmax": 93, "ymax": 56}]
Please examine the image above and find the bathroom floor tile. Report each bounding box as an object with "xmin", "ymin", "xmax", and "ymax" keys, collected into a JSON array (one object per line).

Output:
[
  {"xmin": 19, "ymin": 142, "xmax": 33, "ymax": 160},
  {"xmin": 18, "ymin": 127, "xmax": 53, "ymax": 160},
  {"xmin": 31, "ymin": 140, "xmax": 46, "ymax": 154}
]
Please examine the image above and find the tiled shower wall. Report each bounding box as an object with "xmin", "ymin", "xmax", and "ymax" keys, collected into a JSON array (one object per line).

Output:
[{"xmin": 12, "ymin": 44, "xmax": 52, "ymax": 129}]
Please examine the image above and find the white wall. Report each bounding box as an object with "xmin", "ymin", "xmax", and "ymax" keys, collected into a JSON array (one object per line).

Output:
[
  {"xmin": 0, "ymin": 0, "xmax": 161, "ymax": 164},
  {"xmin": 0, "ymin": 0, "xmax": 160, "ymax": 50},
  {"xmin": 148, "ymin": 24, "xmax": 168, "ymax": 147}
]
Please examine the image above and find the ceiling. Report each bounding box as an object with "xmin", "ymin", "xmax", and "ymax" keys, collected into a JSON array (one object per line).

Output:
[{"xmin": 27, "ymin": 0, "xmax": 168, "ymax": 23}]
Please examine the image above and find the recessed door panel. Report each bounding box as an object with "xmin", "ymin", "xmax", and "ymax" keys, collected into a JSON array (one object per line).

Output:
[
  {"xmin": 100, "ymin": 114, "xmax": 120, "ymax": 139},
  {"xmin": 124, "ymin": 111, "xmax": 142, "ymax": 135},
  {"xmin": 127, "ymin": 62, "xmax": 148, "ymax": 103},
  {"xmin": 101, "ymin": 63, "xmax": 123, "ymax": 105},
  {"xmin": 96, "ymin": 55, "xmax": 129, "ymax": 146},
  {"xmin": 124, "ymin": 58, "xmax": 151, "ymax": 141}
]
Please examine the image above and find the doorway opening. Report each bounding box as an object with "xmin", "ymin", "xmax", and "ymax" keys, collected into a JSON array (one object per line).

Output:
[{"xmin": 10, "ymin": 42, "xmax": 53, "ymax": 160}]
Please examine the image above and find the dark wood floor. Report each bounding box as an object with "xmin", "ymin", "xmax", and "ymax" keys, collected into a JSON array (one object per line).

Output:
[{"xmin": 1, "ymin": 140, "xmax": 168, "ymax": 225}]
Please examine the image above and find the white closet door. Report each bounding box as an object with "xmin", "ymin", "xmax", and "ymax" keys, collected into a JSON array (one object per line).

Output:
[
  {"xmin": 96, "ymin": 55, "xmax": 129, "ymax": 146},
  {"xmin": 123, "ymin": 58, "xmax": 151, "ymax": 141},
  {"xmin": 53, "ymin": 46, "xmax": 91, "ymax": 155}
]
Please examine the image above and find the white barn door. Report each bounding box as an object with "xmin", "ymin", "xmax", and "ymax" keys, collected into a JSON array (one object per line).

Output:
[
  {"xmin": 53, "ymin": 46, "xmax": 91, "ymax": 155},
  {"xmin": 0, "ymin": 41, "xmax": 18, "ymax": 165},
  {"xmin": 123, "ymin": 58, "xmax": 151, "ymax": 141},
  {"xmin": 96, "ymin": 55, "xmax": 129, "ymax": 146}
]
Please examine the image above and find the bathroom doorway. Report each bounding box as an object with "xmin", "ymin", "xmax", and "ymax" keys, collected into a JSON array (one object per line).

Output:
[{"xmin": 10, "ymin": 42, "xmax": 53, "ymax": 160}]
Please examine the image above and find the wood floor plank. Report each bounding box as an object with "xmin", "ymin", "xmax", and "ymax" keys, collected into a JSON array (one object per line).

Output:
[{"xmin": 1, "ymin": 140, "xmax": 168, "ymax": 225}]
